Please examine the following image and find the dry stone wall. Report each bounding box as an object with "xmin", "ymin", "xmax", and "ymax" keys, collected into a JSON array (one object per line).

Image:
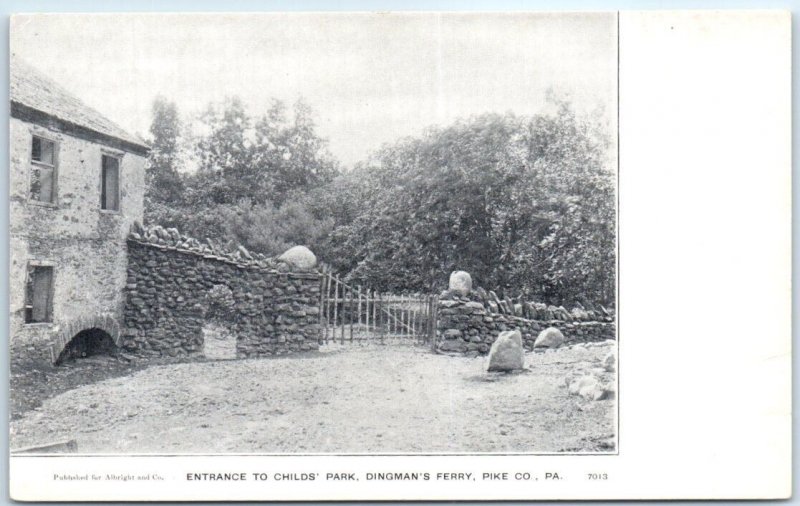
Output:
[
  {"xmin": 122, "ymin": 232, "xmax": 321, "ymax": 359},
  {"xmin": 435, "ymin": 290, "xmax": 615, "ymax": 355}
]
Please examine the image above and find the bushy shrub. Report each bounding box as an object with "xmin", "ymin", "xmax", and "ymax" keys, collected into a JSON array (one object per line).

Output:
[{"xmin": 205, "ymin": 284, "xmax": 235, "ymax": 323}]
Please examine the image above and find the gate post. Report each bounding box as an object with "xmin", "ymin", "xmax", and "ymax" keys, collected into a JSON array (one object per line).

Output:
[
  {"xmin": 378, "ymin": 293, "xmax": 385, "ymax": 345},
  {"xmin": 318, "ymin": 270, "xmax": 325, "ymax": 345},
  {"xmin": 429, "ymin": 294, "xmax": 439, "ymax": 352}
]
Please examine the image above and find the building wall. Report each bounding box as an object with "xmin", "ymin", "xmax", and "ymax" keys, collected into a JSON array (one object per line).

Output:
[{"xmin": 9, "ymin": 116, "xmax": 146, "ymax": 365}]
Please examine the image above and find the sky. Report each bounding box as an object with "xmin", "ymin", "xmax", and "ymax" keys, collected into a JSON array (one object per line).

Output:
[{"xmin": 11, "ymin": 12, "xmax": 617, "ymax": 167}]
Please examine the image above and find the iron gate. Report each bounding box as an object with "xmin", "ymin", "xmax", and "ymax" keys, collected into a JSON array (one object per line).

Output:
[{"xmin": 319, "ymin": 269, "xmax": 437, "ymax": 347}]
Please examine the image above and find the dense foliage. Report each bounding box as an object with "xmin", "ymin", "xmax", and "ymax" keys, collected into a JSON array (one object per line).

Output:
[
  {"xmin": 143, "ymin": 96, "xmax": 337, "ymax": 254},
  {"xmin": 143, "ymin": 97, "xmax": 615, "ymax": 307}
]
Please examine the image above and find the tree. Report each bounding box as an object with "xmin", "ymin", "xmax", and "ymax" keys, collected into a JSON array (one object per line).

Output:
[
  {"xmin": 144, "ymin": 97, "xmax": 185, "ymax": 226},
  {"xmin": 252, "ymin": 98, "xmax": 339, "ymax": 204},
  {"xmin": 143, "ymin": 96, "xmax": 339, "ymax": 257},
  {"xmin": 317, "ymin": 101, "xmax": 615, "ymax": 306},
  {"xmin": 142, "ymin": 93, "xmax": 615, "ymax": 306},
  {"xmin": 191, "ymin": 97, "xmax": 264, "ymax": 207}
]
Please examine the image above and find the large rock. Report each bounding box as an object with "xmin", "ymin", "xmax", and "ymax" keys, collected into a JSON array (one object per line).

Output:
[
  {"xmin": 568, "ymin": 375, "xmax": 598, "ymax": 395},
  {"xmin": 448, "ymin": 271, "xmax": 472, "ymax": 296},
  {"xmin": 278, "ymin": 246, "xmax": 317, "ymax": 270},
  {"xmin": 603, "ymin": 349, "xmax": 616, "ymax": 372},
  {"xmin": 487, "ymin": 330, "xmax": 524, "ymax": 372},
  {"xmin": 534, "ymin": 327, "xmax": 565, "ymax": 349},
  {"xmin": 568, "ymin": 374, "xmax": 614, "ymax": 401}
]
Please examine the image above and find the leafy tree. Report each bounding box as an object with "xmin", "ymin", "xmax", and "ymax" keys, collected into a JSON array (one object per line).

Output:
[
  {"xmin": 316, "ymin": 101, "xmax": 615, "ymax": 306},
  {"xmin": 142, "ymin": 94, "xmax": 614, "ymax": 307},
  {"xmin": 253, "ymin": 99, "xmax": 339, "ymax": 203},
  {"xmin": 191, "ymin": 97, "xmax": 263, "ymax": 206},
  {"xmin": 188, "ymin": 97, "xmax": 338, "ymax": 208},
  {"xmin": 143, "ymin": 95, "xmax": 338, "ymax": 257},
  {"xmin": 144, "ymin": 97, "xmax": 185, "ymax": 225}
]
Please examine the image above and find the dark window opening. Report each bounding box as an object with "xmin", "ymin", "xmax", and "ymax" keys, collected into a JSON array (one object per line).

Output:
[
  {"xmin": 55, "ymin": 328, "xmax": 117, "ymax": 365},
  {"xmin": 101, "ymin": 155, "xmax": 120, "ymax": 211},
  {"xmin": 24, "ymin": 265, "xmax": 53, "ymax": 323},
  {"xmin": 30, "ymin": 136, "xmax": 57, "ymax": 203},
  {"xmin": 31, "ymin": 136, "xmax": 55, "ymax": 165}
]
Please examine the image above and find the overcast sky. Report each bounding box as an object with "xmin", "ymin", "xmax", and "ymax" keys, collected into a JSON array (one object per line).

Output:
[{"xmin": 11, "ymin": 12, "xmax": 617, "ymax": 167}]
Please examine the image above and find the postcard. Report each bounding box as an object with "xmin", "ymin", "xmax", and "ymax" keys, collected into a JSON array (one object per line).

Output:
[{"xmin": 7, "ymin": 10, "xmax": 791, "ymax": 501}]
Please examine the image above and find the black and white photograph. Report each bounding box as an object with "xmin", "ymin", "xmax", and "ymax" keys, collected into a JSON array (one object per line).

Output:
[
  {"xmin": 9, "ymin": 11, "xmax": 617, "ymax": 455},
  {"xmin": 6, "ymin": 7, "xmax": 791, "ymax": 503}
]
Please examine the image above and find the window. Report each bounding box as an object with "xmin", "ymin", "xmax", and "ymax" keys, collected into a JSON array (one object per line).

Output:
[
  {"xmin": 30, "ymin": 136, "xmax": 57, "ymax": 203},
  {"xmin": 25, "ymin": 265, "xmax": 54, "ymax": 323},
  {"xmin": 101, "ymin": 154, "xmax": 120, "ymax": 211}
]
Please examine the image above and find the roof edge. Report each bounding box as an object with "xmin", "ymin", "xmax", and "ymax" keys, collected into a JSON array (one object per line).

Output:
[{"xmin": 11, "ymin": 101, "xmax": 150, "ymax": 156}]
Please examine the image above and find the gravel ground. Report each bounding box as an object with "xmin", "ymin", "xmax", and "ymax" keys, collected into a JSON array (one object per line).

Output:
[
  {"xmin": 10, "ymin": 343, "xmax": 616, "ymax": 454},
  {"xmin": 10, "ymin": 353, "xmax": 197, "ymax": 420}
]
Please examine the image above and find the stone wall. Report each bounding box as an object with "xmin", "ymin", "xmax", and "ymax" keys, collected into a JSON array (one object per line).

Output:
[
  {"xmin": 122, "ymin": 237, "xmax": 321, "ymax": 359},
  {"xmin": 9, "ymin": 116, "xmax": 146, "ymax": 366},
  {"xmin": 435, "ymin": 291, "xmax": 615, "ymax": 355}
]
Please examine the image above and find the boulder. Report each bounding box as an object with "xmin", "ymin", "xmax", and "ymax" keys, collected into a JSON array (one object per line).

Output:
[
  {"xmin": 487, "ymin": 330, "xmax": 525, "ymax": 372},
  {"xmin": 568, "ymin": 374, "xmax": 598, "ymax": 395},
  {"xmin": 568, "ymin": 375, "xmax": 614, "ymax": 401},
  {"xmin": 278, "ymin": 246, "xmax": 317, "ymax": 270},
  {"xmin": 448, "ymin": 271, "xmax": 473, "ymax": 296},
  {"xmin": 571, "ymin": 375, "xmax": 604, "ymax": 400},
  {"xmin": 534, "ymin": 327, "xmax": 565, "ymax": 349},
  {"xmin": 603, "ymin": 350, "xmax": 616, "ymax": 372},
  {"xmin": 439, "ymin": 339, "xmax": 467, "ymax": 353}
]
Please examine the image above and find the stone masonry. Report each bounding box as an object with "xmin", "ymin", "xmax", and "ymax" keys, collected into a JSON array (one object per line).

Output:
[
  {"xmin": 122, "ymin": 234, "xmax": 322, "ymax": 359},
  {"xmin": 435, "ymin": 287, "xmax": 615, "ymax": 355},
  {"xmin": 10, "ymin": 58, "xmax": 148, "ymax": 368}
]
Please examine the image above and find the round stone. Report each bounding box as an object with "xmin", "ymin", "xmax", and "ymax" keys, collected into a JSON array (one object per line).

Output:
[
  {"xmin": 448, "ymin": 271, "xmax": 472, "ymax": 296},
  {"xmin": 278, "ymin": 246, "xmax": 317, "ymax": 270},
  {"xmin": 533, "ymin": 327, "xmax": 565, "ymax": 349},
  {"xmin": 487, "ymin": 330, "xmax": 524, "ymax": 372}
]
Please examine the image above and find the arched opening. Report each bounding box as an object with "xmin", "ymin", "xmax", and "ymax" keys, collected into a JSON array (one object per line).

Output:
[
  {"xmin": 202, "ymin": 322, "xmax": 237, "ymax": 360},
  {"xmin": 54, "ymin": 328, "xmax": 117, "ymax": 366}
]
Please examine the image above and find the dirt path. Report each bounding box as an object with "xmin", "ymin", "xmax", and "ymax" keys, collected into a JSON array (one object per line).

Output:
[{"xmin": 10, "ymin": 344, "xmax": 616, "ymax": 454}]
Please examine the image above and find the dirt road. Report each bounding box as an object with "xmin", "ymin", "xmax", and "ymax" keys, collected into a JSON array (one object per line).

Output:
[{"xmin": 10, "ymin": 344, "xmax": 616, "ymax": 454}]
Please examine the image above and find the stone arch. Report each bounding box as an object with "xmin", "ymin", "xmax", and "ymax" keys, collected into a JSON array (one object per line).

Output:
[{"xmin": 49, "ymin": 315, "xmax": 122, "ymax": 365}]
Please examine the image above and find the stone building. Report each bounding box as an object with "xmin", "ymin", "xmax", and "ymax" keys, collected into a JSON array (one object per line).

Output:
[{"xmin": 9, "ymin": 58, "xmax": 150, "ymax": 364}]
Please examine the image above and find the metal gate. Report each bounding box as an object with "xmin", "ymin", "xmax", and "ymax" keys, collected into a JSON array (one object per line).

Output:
[{"xmin": 319, "ymin": 270, "xmax": 437, "ymax": 347}]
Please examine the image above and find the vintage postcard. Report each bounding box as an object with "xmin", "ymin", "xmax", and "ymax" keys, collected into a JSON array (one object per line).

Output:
[{"xmin": 7, "ymin": 10, "xmax": 791, "ymax": 501}]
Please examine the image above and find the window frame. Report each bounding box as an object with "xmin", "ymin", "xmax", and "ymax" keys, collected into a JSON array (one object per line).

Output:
[
  {"xmin": 23, "ymin": 261, "xmax": 55, "ymax": 325},
  {"xmin": 28, "ymin": 133, "xmax": 59, "ymax": 207},
  {"xmin": 99, "ymin": 150, "xmax": 123, "ymax": 214}
]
